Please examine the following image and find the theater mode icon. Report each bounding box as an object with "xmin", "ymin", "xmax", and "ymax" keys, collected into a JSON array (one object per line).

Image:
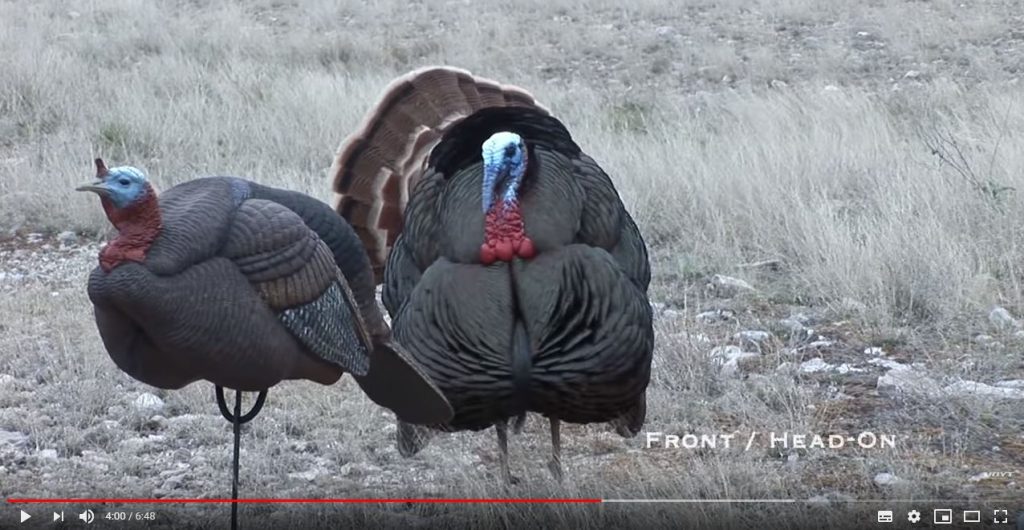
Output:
[
  {"xmin": 934, "ymin": 509, "xmax": 953, "ymax": 525},
  {"xmin": 877, "ymin": 510, "xmax": 894, "ymax": 523},
  {"xmin": 962, "ymin": 510, "xmax": 981, "ymax": 523}
]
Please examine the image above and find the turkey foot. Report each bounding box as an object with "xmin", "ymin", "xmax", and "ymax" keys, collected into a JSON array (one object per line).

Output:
[
  {"xmin": 547, "ymin": 418, "xmax": 563, "ymax": 483},
  {"xmin": 494, "ymin": 421, "xmax": 520, "ymax": 485},
  {"xmin": 511, "ymin": 412, "xmax": 527, "ymax": 435}
]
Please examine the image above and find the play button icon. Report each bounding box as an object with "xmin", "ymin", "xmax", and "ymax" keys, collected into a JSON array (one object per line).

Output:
[{"xmin": 19, "ymin": 510, "xmax": 30, "ymax": 523}]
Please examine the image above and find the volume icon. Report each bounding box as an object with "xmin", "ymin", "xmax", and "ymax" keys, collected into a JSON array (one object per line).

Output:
[{"xmin": 78, "ymin": 509, "xmax": 95, "ymax": 524}]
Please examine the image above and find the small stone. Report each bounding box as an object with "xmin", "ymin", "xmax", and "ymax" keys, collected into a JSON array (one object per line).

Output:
[
  {"xmin": 778, "ymin": 318, "xmax": 806, "ymax": 334},
  {"xmin": 877, "ymin": 364, "xmax": 941, "ymax": 398},
  {"xmin": 133, "ymin": 392, "xmax": 165, "ymax": 414},
  {"xmin": 903, "ymin": 70, "xmax": 921, "ymax": 79},
  {"xmin": 973, "ymin": 334, "xmax": 995, "ymax": 344},
  {"xmin": 288, "ymin": 469, "xmax": 325, "ymax": 482},
  {"xmin": 874, "ymin": 472, "xmax": 903, "ymax": 486},
  {"xmin": 0, "ymin": 374, "xmax": 16, "ymax": 387},
  {"xmin": 339, "ymin": 462, "xmax": 380, "ymax": 477},
  {"xmin": 663, "ymin": 308, "xmax": 684, "ymax": 320},
  {"xmin": 945, "ymin": 380, "xmax": 1024, "ymax": 400},
  {"xmin": 770, "ymin": 79, "xmax": 788, "ymax": 89},
  {"xmin": 706, "ymin": 274, "xmax": 754, "ymax": 297},
  {"xmin": 0, "ymin": 430, "xmax": 28, "ymax": 449},
  {"xmin": 144, "ymin": 415, "xmax": 167, "ymax": 430},
  {"xmin": 799, "ymin": 358, "xmax": 832, "ymax": 373},
  {"xmin": 710, "ymin": 345, "xmax": 760, "ymax": 376},
  {"xmin": 57, "ymin": 231, "xmax": 78, "ymax": 246},
  {"xmin": 863, "ymin": 347, "xmax": 886, "ymax": 356},
  {"xmin": 734, "ymin": 330, "xmax": 771, "ymax": 343},
  {"xmin": 989, "ymin": 306, "xmax": 1020, "ymax": 331},
  {"xmin": 696, "ymin": 309, "xmax": 734, "ymax": 323}
]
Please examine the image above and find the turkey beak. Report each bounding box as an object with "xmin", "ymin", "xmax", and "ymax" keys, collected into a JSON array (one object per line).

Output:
[{"xmin": 75, "ymin": 180, "xmax": 110, "ymax": 196}]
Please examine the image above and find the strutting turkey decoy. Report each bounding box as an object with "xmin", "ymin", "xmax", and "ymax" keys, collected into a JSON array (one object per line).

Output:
[
  {"xmin": 77, "ymin": 159, "xmax": 452, "ymax": 528},
  {"xmin": 330, "ymin": 66, "xmax": 655, "ymax": 483}
]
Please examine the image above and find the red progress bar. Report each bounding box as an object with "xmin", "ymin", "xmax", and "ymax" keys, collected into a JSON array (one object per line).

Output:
[{"xmin": 8, "ymin": 498, "xmax": 603, "ymax": 504}]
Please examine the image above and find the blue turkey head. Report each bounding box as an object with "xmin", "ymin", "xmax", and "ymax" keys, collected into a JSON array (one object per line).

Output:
[
  {"xmin": 481, "ymin": 131, "xmax": 527, "ymax": 213},
  {"xmin": 76, "ymin": 159, "xmax": 150, "ymax": 209}
]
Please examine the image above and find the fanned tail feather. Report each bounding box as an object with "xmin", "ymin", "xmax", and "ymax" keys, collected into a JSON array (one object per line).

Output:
[{"xmin": 329, "ymin": 66, "xmax": 550, "ymax": 283}]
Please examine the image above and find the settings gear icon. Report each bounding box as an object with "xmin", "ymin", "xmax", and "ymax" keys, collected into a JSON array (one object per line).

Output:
[{"xmin": 907, "ymin": 510, "xmax": 921, "ymax": 523}]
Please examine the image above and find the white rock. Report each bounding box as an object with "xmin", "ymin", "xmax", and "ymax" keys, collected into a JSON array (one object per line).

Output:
[
  {"xmin": 989, "ymin": 306, "xmax": 1020, "ymax": 331},
  {"xmin": 835, "ymin": 363, "xmax": 865, "ymax": 374},
  {"xmin": 710, "ymin": 345, "xmax": 760, "ymax": 376},
  {"xmin": 57, "ymin": 231, "xmax": 78, "ymax": 246},
  {"xmin": 863, "ymin": 347, "xmax": 886, "ymax": 356},
  {"xmin": 0, "ymin": 374, "xmax": 16, "ymax": 387},
  {"xmin": 970, "ymin": 335, "xmax": 995, "ymax": 347},
  {"xmin": 663, "ymin": 308, "xmax": 684, "ymax": 320},
  {"xmin": 903, "ymin": 70, "xmax": 921, "ymax": 79},
  {"xmin": 994, "ymin": 380, "xmax": 1024, "ymax": 390},
  {"xmin": 0, "ymin": 430, "xmax": 28, "ymax": 448},
  {"xmin": 339, "ymin": 462, "xmax": 380, "ymax": 477},
  {"xmin": 800, "ymin": 358, "xmax": 832, "ymax": 373},
  {"xmin": 133, "ymin": 392, "xmax": 165, "ymax": 414},
  {"xmin": 945, "ymin": 380, "xmax": 1024, "ymax": 400},
  {"xmin": 873, "ymin": 472, "xmax": 903, "ymax": 486},
  {"xmin": 706, "ymin": 274, "xmax": 754, "ymax": 297},
  {"xmin": 778, "ymin": 318, "xmax": 806, "ymax": 334},
  {"xmin": 36, "ymin": 449, "xmax": 58, "ymax": 460},
  {"xmin": 734, "ymin": 330, "xmax": 771, "ymax": 343},
  {"xmin": 877, "ymin": 364, "xmax": 941, "ymax": 398},
  {"xmin": 696, "ymin": 309, "xmax": 734, "ymax": 323},
  {"xmin": 823, "ymin": 84, "xmax": 840, "ymax": 92}
]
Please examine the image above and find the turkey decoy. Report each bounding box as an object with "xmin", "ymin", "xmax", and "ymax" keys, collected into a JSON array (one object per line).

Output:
[
  {"xmin": 77, "ymin": 159, "xmax": 452, "ymax": 527},
  {"xmin": 330, "ymin": 66, "xmax": 654, "ymax": 484}
]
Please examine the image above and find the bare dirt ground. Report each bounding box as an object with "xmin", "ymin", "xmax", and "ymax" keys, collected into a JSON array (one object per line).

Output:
[{"xmin": 2, "ymin": 0, "xmax": 1024, "ymax": 528}]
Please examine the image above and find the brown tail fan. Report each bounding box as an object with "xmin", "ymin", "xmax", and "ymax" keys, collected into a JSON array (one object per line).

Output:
[{"xmin": 329, "ymin": 66, "xmax": 550, "ymax": 283}]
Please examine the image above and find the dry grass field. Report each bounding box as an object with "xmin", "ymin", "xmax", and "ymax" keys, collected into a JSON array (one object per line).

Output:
[{"xmin": 2, "ymin": 0, "xmax": 1024, "ymax": 528}]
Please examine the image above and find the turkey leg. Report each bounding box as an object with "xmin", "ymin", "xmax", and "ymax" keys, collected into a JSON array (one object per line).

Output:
[
  {"xmin": 215, "ymin": 385, "xmax": 268, "ymax": 530},
  {"xmin": 547, "ymin": 418, "xmax": 563, "ymax": 483},
  {"xmin": 494, "ymin": 420, "xmax": 520, "ymax": 485}
]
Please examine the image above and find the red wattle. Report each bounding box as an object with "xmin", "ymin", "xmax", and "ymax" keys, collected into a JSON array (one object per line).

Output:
[
  {"xmin": 494, "ymin": 239, "xmax": 514, "ymax": 262},
  {"xmin": 480, "ymin": 244, "xmax": 497, "ymax": 265},
  {"xmin": 517, "ymin": 237, "xmax": 536, "ymax": 259}
]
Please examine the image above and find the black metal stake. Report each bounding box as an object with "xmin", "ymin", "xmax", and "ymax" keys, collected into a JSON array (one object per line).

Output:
[{"xmin": 215, "ymin": 385, "xmax": 268, "ymax": 530}]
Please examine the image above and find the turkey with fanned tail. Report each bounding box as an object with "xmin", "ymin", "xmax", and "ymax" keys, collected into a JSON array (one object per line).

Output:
[{"xmin": 331, "ymin": 66, "xmax": 654, "ymax": 483}]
